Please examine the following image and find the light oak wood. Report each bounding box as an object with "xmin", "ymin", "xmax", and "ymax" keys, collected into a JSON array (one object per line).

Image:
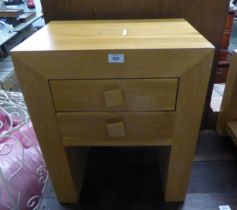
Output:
[
  {"xmin": 106, "ymin": 121, "xmax": 126, "ymax": 138},
  {"xmin": 11, "ymin": 55, "xmax": 82, "ymax": 203},
  {"xmin": 11, "ymin": 19, "xmax": 214, "ymax": 203},
  {"xmin": 163, "ymin": 50, "xmax": 214, "ymax": 201},
  {"xmin": 65, "ymin": 147, "xmax": 88, "ymax": 200},
  {"xmin": 103, "ymin": 89, "xmax": 124, "ymax": 108},
  {"xmin": 13, "ymin": 19, "xmax": 213, "ymax": 51},
  {"xmin": 227, "ymin": 121, "xmax": 237, "ymax": 147},
  {"xmin": 11, "ymin": 49, "xmax": 210, "ymax": 79},
  {"xmin": 217, "ymin": 51, "xmax": 237, "ymax": 135},
  {"xmin": 50, "ymin": 79, "xmax": 178, "ymax": 111},
  {"xmin": 13, "ymin": 20, "xmax": 212, "ymax": 80},
  {"xmin": 56, "ymin": 112, "xmax": 175, "ymax": 146}
]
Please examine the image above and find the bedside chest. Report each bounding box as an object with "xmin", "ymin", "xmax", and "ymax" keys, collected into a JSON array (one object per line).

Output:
[{"xmin": 11, "ymin": 19, "xmax": 214, "ymax": 203}]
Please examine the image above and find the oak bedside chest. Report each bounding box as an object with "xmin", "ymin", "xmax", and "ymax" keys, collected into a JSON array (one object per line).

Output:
[{"xmin": 11, "ymin": 19, "xmax": 214, "ymax": 203}]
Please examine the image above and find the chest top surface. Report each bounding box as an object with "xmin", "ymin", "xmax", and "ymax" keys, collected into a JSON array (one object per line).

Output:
[{"xmin": 12, "ymin": 19, "xmax": 213, "ymax": 52}]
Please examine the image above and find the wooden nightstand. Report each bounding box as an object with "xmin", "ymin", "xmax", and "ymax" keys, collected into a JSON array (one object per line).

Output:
[{"xmin": 11, "ymin": 19, "xmax": 214, "ymax": 203}]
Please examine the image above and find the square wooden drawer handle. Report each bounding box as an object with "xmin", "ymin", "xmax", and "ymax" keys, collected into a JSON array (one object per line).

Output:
[
  {"xmin": 106, "ymin": 121, "xmax": 126, "ymax": 138},
  {"xmin": 103, "ymin": 89, "xmax": 124, "ymax": 108}
]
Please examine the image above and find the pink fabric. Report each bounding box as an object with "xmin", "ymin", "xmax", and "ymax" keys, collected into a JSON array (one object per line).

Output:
[
  {"xmin": 0, "ymin": 112, "xmax": 10, "ymax": 135},
  {"xmin": 0, "ymin": 110, "xmax": 47, "ymax": 210}
]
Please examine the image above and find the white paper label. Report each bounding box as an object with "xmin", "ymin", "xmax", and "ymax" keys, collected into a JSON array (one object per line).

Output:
[
  {"xmin": 108, "ymin": 54, "xmax": 124, "ymax": 63},
  {"xmin": 219, "ymin": 205, "xmax": 231, "ymax": 210}
]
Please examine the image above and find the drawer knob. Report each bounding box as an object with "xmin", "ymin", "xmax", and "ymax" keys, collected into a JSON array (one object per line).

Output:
[
  {"xmin": 106, "ymin": 121, "xmax": 126, "ymax": 138},
  {"xmin": 103, "ymin": 89, "xmax": 124, "ymax": 108}
]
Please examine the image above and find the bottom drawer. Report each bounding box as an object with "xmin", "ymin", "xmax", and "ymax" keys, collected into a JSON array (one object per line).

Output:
[{"xmin": 57, "ymin": 112, "xmax": 175, "ymax": 146}]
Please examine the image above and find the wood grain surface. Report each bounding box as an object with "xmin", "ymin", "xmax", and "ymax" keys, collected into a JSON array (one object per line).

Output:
[
  {"xmin": 50, "ymin": 79, "xmax": 178, "ymax": 111},
  {"xmin": 217, "ymin": 51, "xmax": 237, "ymax": 136},
  {"xmin": 57, "ymin": 112, "xmax": 175, "ymax": 146},
  {"xmin": 13, "ymin": 19, "xmax": 213, "ymax": 51},
  {"xmin": 11, "ymin": 19, "xmax": 214, "ymax": 203}
]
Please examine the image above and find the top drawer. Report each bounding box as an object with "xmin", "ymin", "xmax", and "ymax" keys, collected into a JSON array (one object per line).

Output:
[{"xmin": 50, "ymin": 79, "xmax": 178, "ymax": 111}]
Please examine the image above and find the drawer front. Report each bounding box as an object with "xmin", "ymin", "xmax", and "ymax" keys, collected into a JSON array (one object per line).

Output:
[
  {"xmin": 50, "ymin": 79, "xmax": 178, "ymax": 111},
  {"xmin": 57, "ymin": 112, "xmax": 175, "ymax": 146}
]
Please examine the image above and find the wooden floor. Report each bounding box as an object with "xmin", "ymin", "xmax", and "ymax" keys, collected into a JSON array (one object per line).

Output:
[{"xmin": 39, "ymin": 130, "xmax": 237, "ymax": 210}]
